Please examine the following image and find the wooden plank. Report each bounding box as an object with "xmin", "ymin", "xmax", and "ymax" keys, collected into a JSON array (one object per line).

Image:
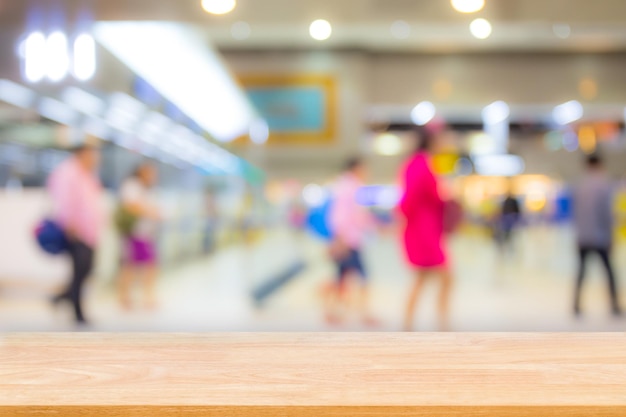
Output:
[
  {"xmin": 1, "ymin": 333, "xmax": 625, "ymax": 416},
  {"xmin": 0, "ymin": 406, "xmax": 625, "ymax": 417}
]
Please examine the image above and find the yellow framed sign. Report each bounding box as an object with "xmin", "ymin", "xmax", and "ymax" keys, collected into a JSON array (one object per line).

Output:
[{"xmin": 236, "ymin": 74, "xmax": 337, "ymax": 146}]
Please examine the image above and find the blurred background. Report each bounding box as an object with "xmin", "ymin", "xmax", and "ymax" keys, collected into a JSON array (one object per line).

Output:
[{"xmin": 0, "ymin": 0, "xmax": 625, "ymax": 331}]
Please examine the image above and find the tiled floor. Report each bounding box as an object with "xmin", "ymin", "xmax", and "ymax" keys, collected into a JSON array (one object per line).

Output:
[{"xmin": 1, "ymin": 226, "xmax": 625, "ymax": 332}]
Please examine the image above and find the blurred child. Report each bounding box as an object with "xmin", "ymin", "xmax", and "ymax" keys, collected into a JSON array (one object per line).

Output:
[{"xmin": 324, "ymin": 157, "xmax": 377, "ymax": 326}]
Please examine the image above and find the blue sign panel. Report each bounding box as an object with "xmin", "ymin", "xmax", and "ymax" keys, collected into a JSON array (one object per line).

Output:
[{"xmin": 247, "ymin": 87, "xmax": 325, "ymax": 132}]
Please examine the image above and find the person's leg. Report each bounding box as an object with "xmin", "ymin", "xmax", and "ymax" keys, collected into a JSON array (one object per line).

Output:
[
  {"xmin": 597, "ymin": 248, "xmax": 621, "ymax": 315},
  {"xmin": 437, "ymin": 267, "xmax": 453, "ymax": 332},
  {"xmin": 505, "ymin": 226, "xmax": 517, "ymax": 257},
  {"xmin": 117, "ymin": 263, "xmax": 135, "ymax": 310},
  {"xmin": 141, "ymin": 263, "xmax": 159, "ymax": 309},
  {"xmin": 574, "ymin": 247, "xmax": 589, "ymax": 316},
  {"xmin": 117, "ymin": 238, "xmax": 137, "ymax": 310},
  {"xmin": 325, "ymin": 257, "xmax": 348, "ymax": 324},
  {"xmin": 404, "ymin": 270, "xmax": 428, "ymax": 332},
  {"xmin": 131, "ymin": 239, "xmax": 159, "ymax": 309},
  {"xmin": 351, "ymin": 249, "xmax": 376, "ymax": 325},
  {"xmin": 52, "ymin": 244, "xmax": 78, "ymax": 305},
  {"xmin": 68, "ymin": 242, "xmax": 94, "ymax": 323}
]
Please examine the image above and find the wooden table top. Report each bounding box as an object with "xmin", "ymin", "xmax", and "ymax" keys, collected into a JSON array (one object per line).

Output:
[{"xmin": 1, "ymin": 333, "xmax": 625, "ymax": 416}]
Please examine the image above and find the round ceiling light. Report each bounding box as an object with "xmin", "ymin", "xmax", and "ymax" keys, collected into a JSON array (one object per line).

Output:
[
  {"xmin": 482, "ymin": 101, "xmax": 510, "ymax": 125},
  {"xmin": 201, "ymin": 0, "xmax": 236, "ymax": 15},
  {"xmin": 470, "ymin": 18, "xmax": 492, "ymax": 39},
  {"xmin": 310, "ymin": 19, "xmax": 332, "ymax": 41},
  {"xmin": 390, "ymin": 20, "xmax": 411, "ymax": 39},
  {"xmin": 231, "ymin": 21, "xmax": 251, "ymax": 40},
  {"xmin": 411, "ymin": 101, "xmax": 436, "ymax": 126},
  {"xmin": 451, "ymin": 0, "xmax": 485, "ymax": 13},
  {"xmin": 553, "ymin": 23, "xmax": 571, "ymax": 39}
]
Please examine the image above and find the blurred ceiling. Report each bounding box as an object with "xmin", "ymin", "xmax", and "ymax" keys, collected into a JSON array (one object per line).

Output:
[{"xmin": 2, "ymin": 0, "xmax": 626, "ymax": 52}]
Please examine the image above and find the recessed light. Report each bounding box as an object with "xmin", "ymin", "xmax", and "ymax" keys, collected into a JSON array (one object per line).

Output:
[
  {"xmin": 451, "ymin": 0, "xmax": 485, "ymax": 14},
  {"xmin": 390, "ymin": 20, "xmax": 411, "ymax": 39},
  {"xmin": 310, "ymin": 19, "xmax": 332, "ymax": 41},
  {"xmin": 553, "ymin": 23, "xmax": 571, "ymax": 39},
  {"xmin": 411, "ymin": 101, "xmax": 436, "ymax": 126},
  {"xmin": 231, "ymin": 21, "xmax": 251, "ymax": 40},
  {"xmin": 470, "ymin": 18, "xmax": 492, "ymax": 39},
  {"xmin": 201, "ymin": 0, "xmax": 236, "ymax": 15}
]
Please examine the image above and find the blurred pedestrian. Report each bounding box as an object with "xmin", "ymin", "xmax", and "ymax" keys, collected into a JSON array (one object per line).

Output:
[
  {"xmin": 115, "ymin": 162, "xmax": 161, "ymax": 310},
  {"xmin": 399, "ymin": 126, "xmax": 453, "ymax": 332},
  {"xmin": 496, "ymin": 190, "xmax": 522, "ymax": 255},
  {"xmin": 325, "ymin": 157, "xmax": 377, "ymax": 325},
  {"xmin": 48, "ymin": 145, "xmax": 104, "ymax": 325},
  {"xmin": 573, "ymin": 154, "xmax": 621, "ymax": 317}
]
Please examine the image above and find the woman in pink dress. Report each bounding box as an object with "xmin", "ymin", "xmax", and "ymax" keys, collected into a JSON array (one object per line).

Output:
[{"xmin": 398, "ymin": 127, "xmax": 453, "ymax": 331}]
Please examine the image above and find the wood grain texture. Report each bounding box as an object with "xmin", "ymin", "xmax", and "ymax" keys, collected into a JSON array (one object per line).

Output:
[{"xmin": 1, "ymin": 333, "xmax": 625, "ymax": 416}]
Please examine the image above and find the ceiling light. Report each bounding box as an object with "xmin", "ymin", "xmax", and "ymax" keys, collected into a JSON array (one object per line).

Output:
[
  {"xmin": 46, "ymin": 31, "xmax": 70, "ymax": 82},
  {"xmin": 83, "ymin": 117, "xmax": 111, "ymax": 140},
  {"xmin": 106, "ymin": 92, "xmax": 147, "ymax": 133},
  {"xmin": 390, "ymin": 20, "xmax": 411, "ymax": 39},
  {"xmin": 470, "ymin": 18, "xmax": 492, "ymax": 39},
  {"xmin": 411, "ymin": 101, "xmax": 436, "ymax": 126},
  {"xmin": 73, "ymin": 34, "xmax": 97, "ymax": 81},
  {"xmin": 553, "ymin": 100, "xmax": 583, "ymax": 125},
  {"xmin": 62, "ymin": 87, "xmax": 105, "ymax": 117},
  {"xmin": 0, "ymin": 79, "xmax": 36, "ymax": 108},
  {"xmin": 201, "ymin": 0, "xmax": 236, "ymax": 15},
  {"xmin": 138, "ymin": 111, "xmax": 173, "ymax": 143},
  {"xmin": 553, "ymin": 23, "xmax": 571, "ymax": 39},
  {"xmin": 231, "ymin": 21, "xmax": 251, "ymax": 40},
  {"xmin": 39, "ymin": 97, "xmax": 78, "ymax": 125},
  {"xmin": 310, "ymin": 19, "xmax": 332, "ymax": 41},
  {"xmin": 482, "ymin": 101, "xmax": 510, "ymax": 125},
  {"xmin": 451, "ymin": 0, "xmax": 485, "ymax": 14},
  {"xmin": 23, "ymin": 32, "xmax": 46, "ymax": 83},
  {"xmin": 95, "ymin": 22, "xmax": 256, "ymax": 142}
]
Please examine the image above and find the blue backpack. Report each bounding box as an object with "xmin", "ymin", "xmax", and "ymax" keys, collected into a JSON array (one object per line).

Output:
[
  {"xmin": 35, "ymin": 219, "xmax": 69, "ymax": 255},
  {"xmin": 306, "ymin": 198, "xmax": 335, "ymax": 241}
]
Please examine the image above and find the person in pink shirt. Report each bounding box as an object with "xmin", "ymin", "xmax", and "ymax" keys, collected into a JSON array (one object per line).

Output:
[
  {"xmin": 326, "ymin": 158, "xmax": 376, "ymax": 325},
  {"xmin": 48, "ymin": 145, "xmax": 104, "ymax": 325},
  {"xmin": 398, "ymin": 127, "xmax": 453, "ymax": 332}
]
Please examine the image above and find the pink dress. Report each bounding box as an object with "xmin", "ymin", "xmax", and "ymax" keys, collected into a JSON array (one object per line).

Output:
[{"xmin": 398, "ymin": 152, "xmax": 447, "ymax": 268}]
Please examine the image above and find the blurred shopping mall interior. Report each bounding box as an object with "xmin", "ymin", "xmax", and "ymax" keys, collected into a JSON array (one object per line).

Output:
[{"xmin": 0, "ymin": 0, "xmax": 626, "ymax": 331}]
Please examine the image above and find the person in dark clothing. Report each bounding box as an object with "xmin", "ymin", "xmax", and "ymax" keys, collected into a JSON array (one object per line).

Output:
[
  {"xmin": 497, "ymin": 192, "xmax": 522, "ymax": 251},
  {"xmin": 573, "ymin": 154, "xmax": 621, "ymax": 317},
  {"xmin": 55, "ymin": 241, "xmax": 95, "ymax": 322}
]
